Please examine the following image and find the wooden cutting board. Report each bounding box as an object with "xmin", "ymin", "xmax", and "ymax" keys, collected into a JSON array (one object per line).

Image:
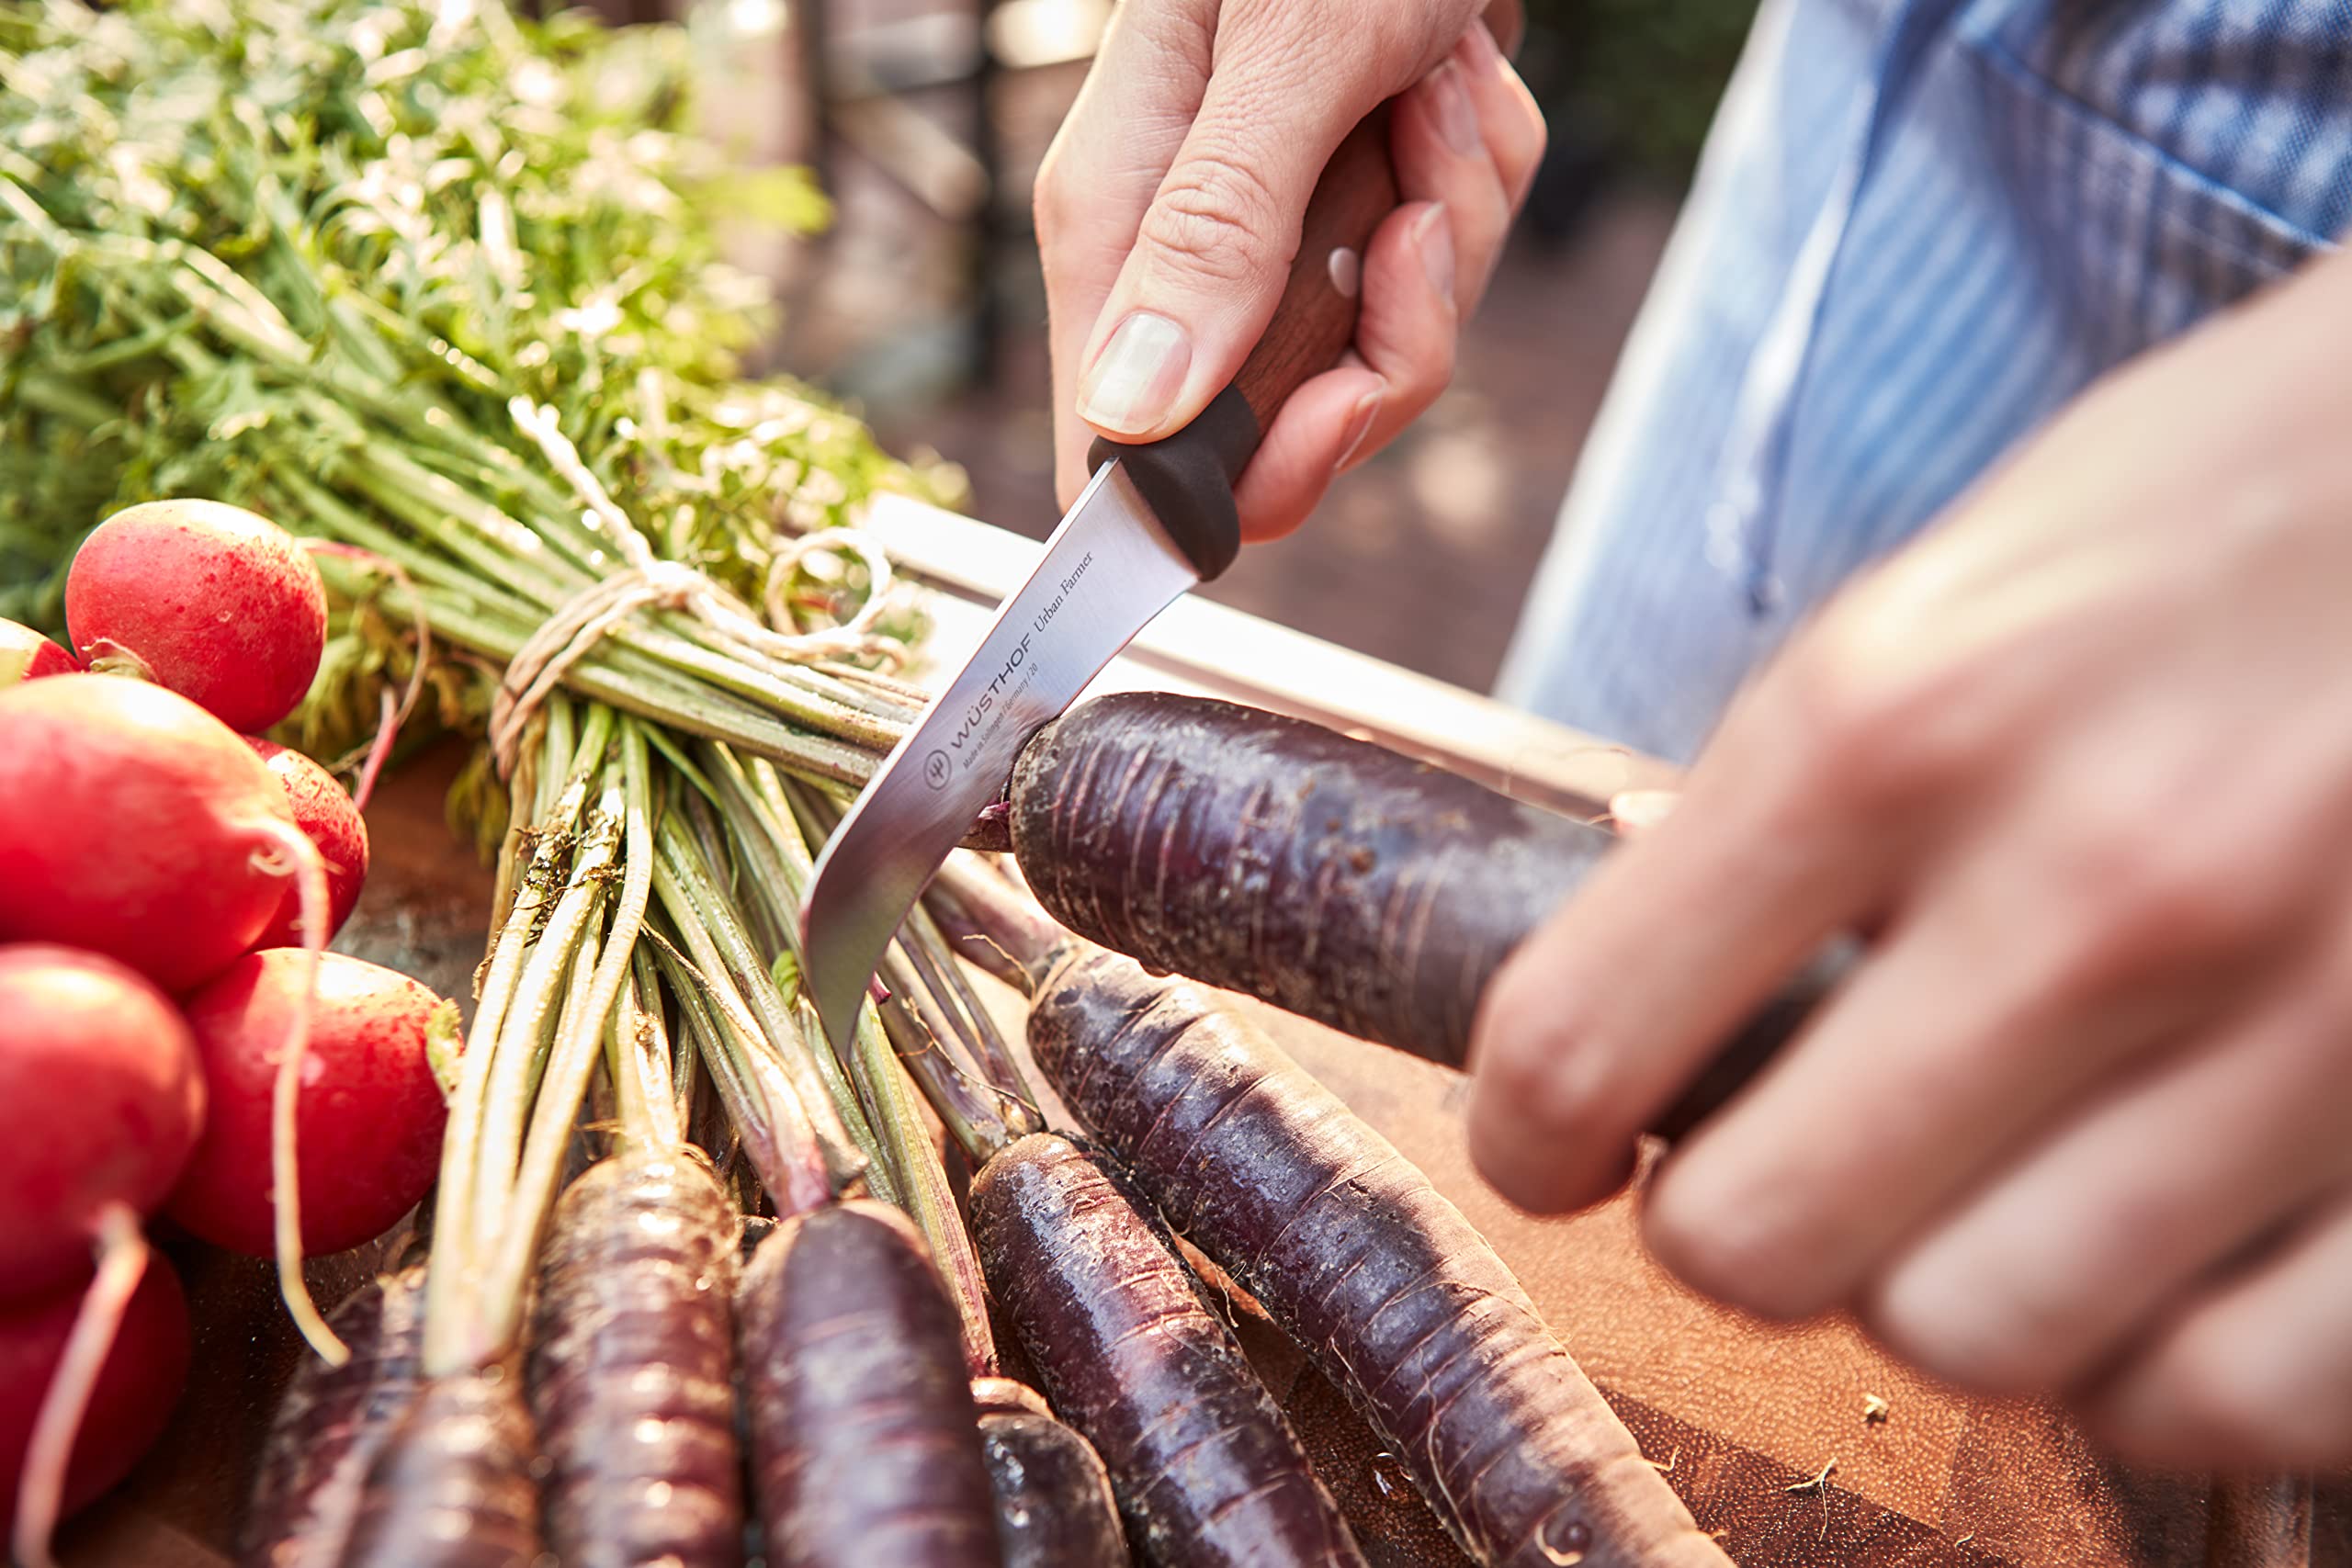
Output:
[{"xmin": 59, "ymin": 738, "xmax": 2345, "ymax": 1567}]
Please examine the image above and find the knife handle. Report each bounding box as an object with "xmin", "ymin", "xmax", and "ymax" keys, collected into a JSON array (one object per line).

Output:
[{"xmin": 1088, "ymin": 0, "xmax": 1525, "ymax": 582}]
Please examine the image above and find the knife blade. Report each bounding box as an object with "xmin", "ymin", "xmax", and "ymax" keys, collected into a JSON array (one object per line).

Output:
[
  {"xmin": 798, "ymin": 459, "xmax": 1199, "ymax": 1053},
  {"xmin": 799, "ymin": 3, "xmax": 1527, "ymax": 1061}
]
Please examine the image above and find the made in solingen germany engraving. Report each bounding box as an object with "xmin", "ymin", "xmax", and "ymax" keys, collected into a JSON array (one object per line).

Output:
[{"xmin": 937, "ymin": 549, "xmax": 1097, "ymax": 782}]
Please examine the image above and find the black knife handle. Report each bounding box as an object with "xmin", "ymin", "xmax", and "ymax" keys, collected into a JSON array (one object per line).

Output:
[{"xmin": 1087, "ymin": 385, "xmax": 1257, "ymax": 582}]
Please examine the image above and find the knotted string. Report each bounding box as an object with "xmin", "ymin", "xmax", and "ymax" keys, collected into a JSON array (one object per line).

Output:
[{"xmin": 492, "ymin": 397, "xmax": 901, "ymax": 775}]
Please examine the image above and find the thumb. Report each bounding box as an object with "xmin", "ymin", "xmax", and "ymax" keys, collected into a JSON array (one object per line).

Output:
[
  {"xmin": 1610, "ymin": 789, "xmax": 1683, "ymax": 837},
  {"xmin": 1071, "ymin": 39, "xmax": 1408, "ymax": 444}
]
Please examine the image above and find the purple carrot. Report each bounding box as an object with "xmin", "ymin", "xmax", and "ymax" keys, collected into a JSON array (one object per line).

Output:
[
  {"xmin": 980, "ymin": 1407, "xmax": 1129, "ymax": 1568},
  {"xmin": 1023, "ymin": 947, "xmax": 1728, "ymax": 1568},
  {"xmin": 1005, "ymin": 691, "xmax": 1845, "ymax": 1131},
  {"xmin": 527, "ymin": 1149, "xmax": 742, "ymax": 1568},
  {"xmin": 342, "ymin": 1368, "xmax": 544, "ymax": 1568},
  {"xmin": 969, "ymin": 1132, "xmax": 1368, "ymax": 1568},
  {"xmin": 737, "ymin": 1200, "xmax": 1002, "ymax": 1568},
  {"xmin": 240, "ymin": 1263, "xmax": 426, "ymax": 1568}
]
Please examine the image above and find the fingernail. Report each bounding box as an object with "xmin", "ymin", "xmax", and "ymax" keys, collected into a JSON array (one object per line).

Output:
[
  {"xmin": 1334, "ymin": 389, "xmax": 1384, "ymax": 473},
  {"xmin": 1415, "ymin": 203, "xmax": 1456, "ymax": 299},
  {"xmin": 1078, "ymin": 312, "xmax": 1191, "ymax": 435},
  {"xmin": 1426, "ymin": 59, "xmax": 1482, "ymax": 157}
]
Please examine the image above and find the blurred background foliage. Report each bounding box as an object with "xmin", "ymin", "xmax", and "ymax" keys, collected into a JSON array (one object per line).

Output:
[{"xmin": 1526, "ymin": 0, "xmax": 1758, "ymax": 184}]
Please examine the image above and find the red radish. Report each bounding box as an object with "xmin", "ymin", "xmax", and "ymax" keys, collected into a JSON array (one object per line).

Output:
[
  {"xmin": 64, "ymin": 498, "xmax": 327, "ymax": 733},
  {"xmin": 0, "ymin": 675, "xmax": 319, "ymax": 994},
  {"xmin": 0, "ymin": 621, "xmax": 76, "ymax": 688},
  {"xmin": 0, "ymin": 673, "xmax": 340, "ymax": 1363},
  {"xmin": 169, "ymin": 950, "xmax": 447, "ymax": 1260},
  {"xmin": 2, "ymin": 1235, "xmax": 191, "ymax": 1556},
  {"xmin": 244, "ymin": 739, "xmax": 370, "ymax": 949},
  {"xmin": 0, "ymin": 946, "xmax": 204, "ymax": 1297}
]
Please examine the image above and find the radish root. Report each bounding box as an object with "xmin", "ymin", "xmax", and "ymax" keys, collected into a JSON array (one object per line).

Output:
[
  {"xmin": 10, "ymin": 1203, "xmax": 146, "ymax": 1568},
  {"xmin": 305, "ymin": 541, "xmax": 433, "ymax": 815},
  {"xmin": 251, "ymin": 815, "xmax": 345, "ymax": 1364}
]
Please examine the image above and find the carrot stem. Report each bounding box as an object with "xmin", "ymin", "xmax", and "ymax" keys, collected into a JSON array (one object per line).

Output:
[
  {"xmin": 873, "ymin": 952, "xmax": 1008, "ymax": 1166},
  {"xmin": 837, "ymin": 992, "xmax": 998, "ymax": 1377},
  {"xmin": 483, "ymin": 724, "xmax": 657, "ymax": 1337},
  {"xmin": 423, "ymin": 705, "xmax": 602, "ymax": 1371},
  {"xmin": 608, "ymin": 952, "xmax": 677, "ymax": 1153},
  {"xmin": 646, "ymin": 929, "xmax": 831, "ymax": 1216},
  {"xmin": 897, "ymin": 899, "xmax": 1035, "ymax": 1120},
  {"xmin": 465, "ymin": 783, "xmax": 622, "ymax": 1260},
  {"xmin": 925, "ymin": 854, "xmax": 1061, "ymax": 989},
  {"xmin": 650, "ymin": 817, "xmax": 872, "ymax": 1189}
]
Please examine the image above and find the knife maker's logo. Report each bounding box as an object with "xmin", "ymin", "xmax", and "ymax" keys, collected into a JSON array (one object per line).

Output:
[
  {"xmin": 947, "ymin": 633, "xmax": 1028, "ymax": 760},
  {"xmin": 941, "ymin": 550, "xmax": 1094, "ymax": 778}
]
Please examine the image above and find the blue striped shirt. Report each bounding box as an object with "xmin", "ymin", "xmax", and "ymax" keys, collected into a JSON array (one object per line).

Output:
[{"xmin": 1495, "ymin": 0, "xmax": 2352, "ymax": 764}]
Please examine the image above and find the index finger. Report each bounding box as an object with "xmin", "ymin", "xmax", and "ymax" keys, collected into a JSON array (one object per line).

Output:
[{"xmin": 1464, "ymin": 691, "xmax": 1899, "ymax": 1214}]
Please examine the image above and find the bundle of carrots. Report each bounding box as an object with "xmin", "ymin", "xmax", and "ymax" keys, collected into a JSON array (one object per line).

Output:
[
  {"xmin": 232, "ymin": 688, "xmax": 1113, "ymax": 1568},
  {"xmin": 229, "ymin": 687, "xmax": 1731, "ymax": 1568}
]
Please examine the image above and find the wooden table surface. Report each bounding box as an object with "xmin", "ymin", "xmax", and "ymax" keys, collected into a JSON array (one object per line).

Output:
[{"xmin": 61, "ymin": 508, "xmax": 2346, "ymax": 1567}]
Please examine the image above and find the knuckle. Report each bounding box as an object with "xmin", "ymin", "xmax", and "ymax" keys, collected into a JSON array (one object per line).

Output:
[
  {"xmin": 1786, "ymin": 580, "xmax": 2034, "ymax": 799},
  {"xmin": 1141, "ymin": 153, "xmax": 1289, "ymax": 285},
  {"xmin": 1767, "ymin": 644, "xmax": 1962, "ymax": 819},
  {"xmin": 1032, "ymin": 148, "xmax": 1076, "ymax": 243},
  {"xmin": 2050, "ymin": 815, "xmax": 2268, "ymax": 979}
]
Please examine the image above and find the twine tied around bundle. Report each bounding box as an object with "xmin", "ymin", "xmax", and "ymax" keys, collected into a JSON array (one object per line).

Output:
[{"xmin": 490, "ymin": 397, "xmax": 900, "ymax": 776}]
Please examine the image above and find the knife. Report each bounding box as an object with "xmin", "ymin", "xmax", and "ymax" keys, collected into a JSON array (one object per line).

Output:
[{"xmin": 798, "ymin": 11, "xmax": 1524, "ymax": 1064}]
